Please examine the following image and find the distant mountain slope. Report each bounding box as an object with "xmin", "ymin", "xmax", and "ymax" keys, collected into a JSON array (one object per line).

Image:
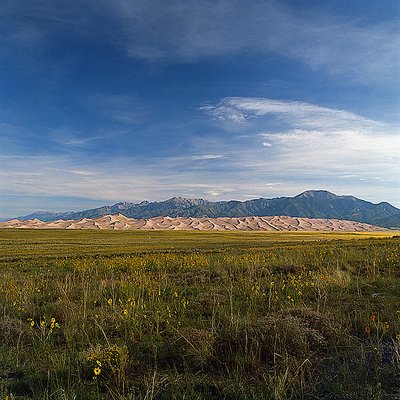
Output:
[
  {"xmin": 372, "ymin": 213, "xmax": 400, "ymax": 230},
  {"xmin": 16, "ymin": 190, "xmax": 400, "ymax": 228}
]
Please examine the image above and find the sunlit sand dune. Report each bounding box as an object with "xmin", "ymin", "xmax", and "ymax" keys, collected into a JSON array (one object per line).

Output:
[{"xmin": 0, "ymin": 214, "xmax": 388, "ymax": 231}]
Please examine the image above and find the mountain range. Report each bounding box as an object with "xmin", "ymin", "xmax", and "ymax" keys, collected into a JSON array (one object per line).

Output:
[{"xmin": 11, "ymin": 190, "xmax": 400, "ymax": 228}]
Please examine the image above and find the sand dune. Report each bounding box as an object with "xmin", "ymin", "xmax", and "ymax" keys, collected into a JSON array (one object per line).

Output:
[{"xmin": 0, "ymin": 214, "xmax": 388, "ymax": 231}]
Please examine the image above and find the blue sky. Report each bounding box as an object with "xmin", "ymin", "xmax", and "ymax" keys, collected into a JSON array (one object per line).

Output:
[{"xmin": 1, "ymin": 0, "xmax": 399, "ymax": 217}]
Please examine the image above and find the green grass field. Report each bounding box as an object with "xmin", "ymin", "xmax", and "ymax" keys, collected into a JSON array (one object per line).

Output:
[{"xmin": 0, "ymin": 230, "xmax": 399, "ymax": 399}]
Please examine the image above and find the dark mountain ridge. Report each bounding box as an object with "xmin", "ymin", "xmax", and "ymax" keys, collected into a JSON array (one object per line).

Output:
[{"xmin": 14, "ymin": 190, "xmax": 400, "ymax": 228}]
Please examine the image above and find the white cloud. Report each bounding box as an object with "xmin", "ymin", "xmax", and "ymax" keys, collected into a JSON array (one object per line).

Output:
[
  {"xmin": 191, "ymin": 154, "xmax": 224, "ymax": 160},
  {"xmin": 204, "ymin": 97, "xmax": 383, "ymax": 131},
  {"xmin": 64, "ymin": 170, "xmax": 97, "ymax": 176},
  {"xmin": 265, "ymin": 183, "xmax": 281, "ymax": 187},
  {"xmin": 109, "ymin": 0, "xmax": 399, "ymax": 85},
  {"xmin": 203, "ymin": 190, "xmax": 222, "ymax": 197}
]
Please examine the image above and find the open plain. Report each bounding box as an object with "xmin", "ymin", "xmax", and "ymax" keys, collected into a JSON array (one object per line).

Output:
[{"xmin": 0, "ymin": 229, "xmax": 399, "ymax": 399}]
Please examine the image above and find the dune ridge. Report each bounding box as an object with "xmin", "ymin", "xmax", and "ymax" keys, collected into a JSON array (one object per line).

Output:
[{"xmin": 0, "ymin": 214, "xmax": 388, "ymax": 231}]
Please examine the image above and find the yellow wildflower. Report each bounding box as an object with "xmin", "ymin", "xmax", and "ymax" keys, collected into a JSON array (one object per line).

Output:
[{"xmin": 383, "ymin": 321, "xmax": 389, "ymax": 330}]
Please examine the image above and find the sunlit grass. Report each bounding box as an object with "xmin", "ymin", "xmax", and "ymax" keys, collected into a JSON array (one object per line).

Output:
[{"xmin": 0, "ymin": 229, "xmax": 395, "ymax": 259}]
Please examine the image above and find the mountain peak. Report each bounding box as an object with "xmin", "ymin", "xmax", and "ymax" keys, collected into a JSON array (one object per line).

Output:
[
  {"xmin": 113, "ymin": 202, "xmax": 133, "ymax": 209},
  {"xmin": 295, "ymin": 190, "xmax": 337, "ymax": 200},
  {"xmin": 165, "ymin": 197, "xmax": 208, "ymax": 207},
  {"xmin": 169, "ymin": 196, "xmax": 186, "ymax": 202}
]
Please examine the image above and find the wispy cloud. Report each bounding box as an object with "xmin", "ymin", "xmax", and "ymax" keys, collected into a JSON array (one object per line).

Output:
[
  {"xmin": 84, "ymin": 94, "xmax": 148, "ymax": 125},
  {"xmin": 0, "ymin": 122, "xmax": 124, "ymax": 158},
  {"xmin": 200, "ymin": 96, "xmax": 400, "ymax": 204},
  {"xmin": 191, "ymin": 154, "xmax": 224, "ymax": 160},
  {"xmin": 109, "ymin": 0, "xmax": 399, "ymax": 84},
  {"xmin": 2, "ymin": 1, "xmax": 398, "ymax": 85},
  {"xmin": 49, "ymin": 128, "xmax": 124, "ymax": 148},
  {"xmin": 202, "ymin": 97, "xmax": 383, "ymax": 131},
  {"xmin": 63, "ymin": 169, "xmax": 97, "ymax": 176}
]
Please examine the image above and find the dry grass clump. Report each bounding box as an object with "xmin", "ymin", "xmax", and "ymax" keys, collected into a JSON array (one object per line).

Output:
[
  {"xmin": 193, "ymin": 291, "xmax": 225, "ymax": 315},
  {"xmin": 283, "ymin": 306, "xmax": 340, "ymax": 346},
  {"xmin": 177, "ymin": 327, "xmax": 216, "ymax": 369},
  {"xmin": 0, "ymin": 316, "xmax": 26, "ymax": 346},
  {"xmin": 214, "ymin": 309, "xmax": 333, "ymax": 375},
  {"xmin": 180, "ymin": 267, "xmax": 224, "ymax": 284}
]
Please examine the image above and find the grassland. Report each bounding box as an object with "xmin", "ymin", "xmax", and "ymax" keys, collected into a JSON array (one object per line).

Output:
[{"xmin": 0, "ymin": 230, "xmax": 399, "ymax": 399}]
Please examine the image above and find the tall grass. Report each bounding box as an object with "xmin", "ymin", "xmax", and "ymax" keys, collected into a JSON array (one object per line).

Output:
[{"xmin": 0, "ymin": 230, "xmax": 399, "ymax": 399}]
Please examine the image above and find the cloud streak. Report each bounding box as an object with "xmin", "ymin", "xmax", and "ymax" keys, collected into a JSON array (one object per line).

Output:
[
  {"xmin": 2, "ymin": 1, "xmax": 398, "ymax": 85},
  {"xmin": 202, "ymin": 97, "xmax": 383, "ymax": 131},
  {"xmin": 191, "ymin": 154, "xmax": 225, "ymax": 161},
  {"xmin": 110, "ymin": 0, "xmax": 399, "ymax": 85}
]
